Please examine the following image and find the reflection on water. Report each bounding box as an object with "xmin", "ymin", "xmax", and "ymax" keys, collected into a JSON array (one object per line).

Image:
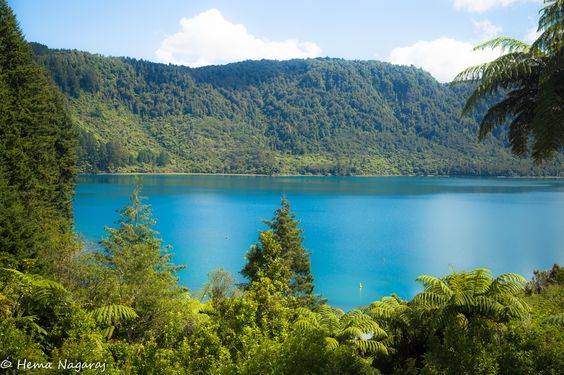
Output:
[{"xmin": 75, "ymin": 175, "xmax": 564, "ymax": 311}]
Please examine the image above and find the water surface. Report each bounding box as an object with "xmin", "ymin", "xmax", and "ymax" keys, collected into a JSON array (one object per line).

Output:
[{"xmin": 75, "ymin": 175, "xmax": 564, "ymax": 310}]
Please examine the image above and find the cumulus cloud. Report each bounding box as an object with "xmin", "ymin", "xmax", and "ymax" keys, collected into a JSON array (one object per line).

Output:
[
  {"xmin": 155, "ymin": 9, "xmax": 322, "ymax": 67},
  {"xmin": 389, "ymin": 38, "xmax": 502, "ymax": 83},
  {"xmin": 472, "ymin": 19, "xmax": 502, "ymax": 40},
  {"xmin": 453, "ymin": 0, "xmax": 537, "ymax": 13},
  {"xmin": 525, "ymin": 25, "xmax": 541, "ymax": 42}
]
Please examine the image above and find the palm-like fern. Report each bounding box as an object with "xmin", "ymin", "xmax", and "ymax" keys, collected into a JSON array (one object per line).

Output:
[
  {"xmin": 542, "ymin": 313, "xmax": 564, "ymax": 326},
  {"xmin": 365, "ymin": 294, "xmax": 411, "ymax": 351},
  {"xmin": 88, "ymin": 304, "xmax": 139, "ymax": 339},
  {"xmin": 2, "ymin": 268, "xmax": 67, "ymax": 304},
  {"xmin": 293, "ymin": 304, "xmax": 388, "ymax": 355},
  {"xmin": 453, "ymin": 0, "xmax": 564, "ymax": 162},
  {"xmin": 412, "ymin": 268, "xmax": 528, "ymax": 329},
  {"xmin": 366, "ymin": 294, "xmax": 410, "ymax": 321},
  {"xmin": 0, "ymin": 268, "xmax": 68, "ymax": 337},
  {"xmin": 1, "ymin": 268, "xmax": 67, "ymax": 315}
]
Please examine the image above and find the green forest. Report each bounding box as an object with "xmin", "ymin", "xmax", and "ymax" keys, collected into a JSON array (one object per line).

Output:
[
  {"xmin": 30, "ymin": 44, "xmax": 562, "ymax": 176},
  {"xmin": 1, "ymin": 0, "xmax": 563, "ymax": 373}
]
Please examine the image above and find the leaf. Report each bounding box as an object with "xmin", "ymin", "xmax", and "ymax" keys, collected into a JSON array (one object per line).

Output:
[
  {"xmin": 542, "ymin": 313, "xmax": 564, "ymax": 326},
  {"xmin": 88, "ymin": 304, "xmax": 138, "ymax": 327}
]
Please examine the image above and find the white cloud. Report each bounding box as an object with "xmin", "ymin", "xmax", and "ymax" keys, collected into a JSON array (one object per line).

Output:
[
  {"xmin": 453, "ymin": 0, "xmax": 538, "ymax": 13},
  {"xmin": 525, "ymin": 25, "xmax": 541, "ymax": 42},
  {"xmin": 155, "ymin": 9, "xmax": 322, "ymax": 67},
  {"xmin": 389, "ymin": 38, "xmax": 502, "ymax": 83},
  {"xmin": 472, "ymin": 19, "xmax": 502, "ymax": 40}
]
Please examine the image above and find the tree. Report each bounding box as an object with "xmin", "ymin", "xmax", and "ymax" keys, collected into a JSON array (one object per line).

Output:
[
  {"xmin": 241, "ymin": 230, "xmax": 291, "ymax": 291},
  {"xmin": 137, "ymin": 149, "xmax": 154, "ymax": 164},
  {"xmin": 157, "ymin": 151, "xmax": 171, "ymax": 167},
  {"xmin": 200, "ymin": 268, "xmax": 235, "ymax": 301},
  {"xmin": 93, "ymin": 185, "xmax": 186, "ymax": 339},
  {"xmin": 293, "ymin": 304, "xmax": 388, "ymax": 355},
  {"xmin": 454, "ymin": 0, "xmax": 564, "ymax": 162},
  {"xmin": 105, "ymin": 141, "xmax": 128, "ymax": 169},
  {"xmin": 413, "ymin": 268, "xmax": 529, "ymax": 327},
  {"xmin": 264, "ymin": 197, "xmax": 320, "ymax": 305},
  {"xmin": 0, "ymin": 0, "xmax": 76, "ymax": 273}
]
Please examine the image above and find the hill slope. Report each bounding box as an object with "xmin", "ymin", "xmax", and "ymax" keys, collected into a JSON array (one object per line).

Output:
[{"xmin": 31, "ymin": 43, "xmax": 562, "ymax": 176}]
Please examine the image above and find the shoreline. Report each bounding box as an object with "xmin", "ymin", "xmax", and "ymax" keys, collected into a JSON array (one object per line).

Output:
[{"xmin": 79, "ymin": 172, "xmax": 564, "ymax": 179}]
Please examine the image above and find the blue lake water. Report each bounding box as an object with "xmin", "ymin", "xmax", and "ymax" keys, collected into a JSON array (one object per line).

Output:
[{"xmin": 74, "ymin": 175, "xmax": 564, "ymax": 311}]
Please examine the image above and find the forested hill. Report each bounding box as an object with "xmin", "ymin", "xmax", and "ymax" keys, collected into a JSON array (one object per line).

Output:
[{"xmin": 31, "ymin": 43, "xmax": 562, "ymax": 176}]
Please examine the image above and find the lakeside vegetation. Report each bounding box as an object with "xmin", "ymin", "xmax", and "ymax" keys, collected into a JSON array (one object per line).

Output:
[
  {"xmin": 30, "ymin": 46, "xmax": 562, "ymax": 176},
  {"xmin": 1, "ymin": 0, "xmax": 563, "ymax": 373}
]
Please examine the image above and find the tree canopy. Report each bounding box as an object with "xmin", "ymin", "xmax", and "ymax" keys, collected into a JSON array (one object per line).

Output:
[
  {"xmin": 31, "ymin": 45, "xmax": 563, "ymax": 176},
  {"xmin": 0, "ymin": 0, "xmax": 76, "ymax": 273}
]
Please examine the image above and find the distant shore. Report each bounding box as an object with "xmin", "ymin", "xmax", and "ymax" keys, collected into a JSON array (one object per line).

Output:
[{"xmin": 79, "ymin": 172, "xmax": 563, "ymax": 179}]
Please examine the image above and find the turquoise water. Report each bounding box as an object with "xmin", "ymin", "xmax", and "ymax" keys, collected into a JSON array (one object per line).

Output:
[{"xmin": 74, "ymin": 175, "xmax": 564, "ymax": 311}]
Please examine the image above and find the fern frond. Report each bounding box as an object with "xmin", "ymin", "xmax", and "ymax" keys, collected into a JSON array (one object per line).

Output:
[
  {"xmin": 453, "ymin": 62, "xmax": 490, "ymax": 82},
  {"xmin": 351, "ymin": 339, "xmax": 388, "ymax": 355},
  {"xmin": 293, "ymin": 319, "xmax": 319, "ymax": 331},
  {"xmin": 412, "ymin": 291, "xmax": 449, "ymax": 307},
  {"xmin": 88, "ymin": 304, "xmax": 138, "ymax": 327},
  {"xmin": 474, "ymin": 37, "xmax": 530, "ymax": 53},
  {"xmin": 340, "ymin": 326, "xmax": 366, "ymax": 339},
  {"xmin": 542, "ymin": 313, "xmax": 564, "ymax": 326},
  {"xmin": 325, "ymin": 337, "xmax": 339, "ymax": 350},
  {"xmin": 416, "ymin": 275, "xmax": 453, "ymax": 297},
  {"xmin": 2, "ymin": 268, "xmax": 67, "ymax": 304},
  {"xmin": 462, "ymin": 53, "xmax": 541, "ymax": 115}
]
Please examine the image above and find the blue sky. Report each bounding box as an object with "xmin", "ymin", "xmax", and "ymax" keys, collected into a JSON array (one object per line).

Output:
[{"xmin": 9, "ymin": 0, "xmax": 543, "ymax": 82}]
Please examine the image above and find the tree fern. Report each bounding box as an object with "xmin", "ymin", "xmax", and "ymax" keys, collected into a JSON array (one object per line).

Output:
[
  {"xmin": 453, "ymin": 0, "xmax": 564, "ymax": 162},
  {"xmin": 1, "ymin": 267, "xmax": 67, "ymax": 305},
  {"xmin": 412, "ymin": 268, "xmax": 529, "ymax": 329},
  {"xmin": 88, "ymin": 304, "xmax": 138, "ymax": 339},
  {"xmin": 292, "ymin": 304, "xmax": 388, "ymax": 355}
]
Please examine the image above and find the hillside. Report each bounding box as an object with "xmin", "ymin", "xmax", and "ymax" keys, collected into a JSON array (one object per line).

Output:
[{"xmin": 31, "ymin": 43, "xmax": 562, "ymax": 176}]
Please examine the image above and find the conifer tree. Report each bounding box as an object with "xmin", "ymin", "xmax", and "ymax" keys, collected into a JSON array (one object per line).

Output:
[
  {"xmin": 264, "ymin": 197, "xmax": 322, "ymax": 306},
  {"xmin": 241, "ymin": 230, "xmax": 291, "ymax": 291},
  {"xmin": 95, "ymin": 185, "xmax": 185, "ymax": 339},
  {"xmin": 0, "ymin": 0, "xmax": 76, "ymax": 270}
]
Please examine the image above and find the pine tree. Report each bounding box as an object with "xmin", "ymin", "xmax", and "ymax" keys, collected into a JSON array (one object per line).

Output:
[
  {"xmin": 241, "ymin": 230, "xmax": 291, "ymax": 292},
  {"xmin": 264, "ymin": 197, "xmax": 322, "ymax": 306},
  {"xmin": 95, "ymin": 185, "xmax": 185, "ymax": 339},
  {"xmin": 0, "ymin": 0, "xmax": 76, "ymax": 270}
]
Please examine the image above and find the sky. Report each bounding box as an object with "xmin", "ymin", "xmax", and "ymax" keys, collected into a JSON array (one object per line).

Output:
[{"xmin": 9, "ymin": 0, "xmax": 544, "ymax": 82}]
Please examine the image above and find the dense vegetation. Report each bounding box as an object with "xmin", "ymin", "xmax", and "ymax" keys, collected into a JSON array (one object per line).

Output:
[
  {"xmin": 30, "ymin": 45, "xmax": 562, "ymax": 176},
  {"xmin": 1, "ymin": 0, "xmax": 563, "ymax": 373},
  {"xmin": 2, "ymin": 181, "xmax": 563, "ymax": 373},
  {"xmin": 0, "ymin": 0, "xmax": 76, "ymax": 274}
]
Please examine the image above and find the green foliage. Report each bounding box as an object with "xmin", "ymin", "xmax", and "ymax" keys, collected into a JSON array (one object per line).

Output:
[
  {"xmin": 241, "ymin": 331, "xmax": 378, "ymax": 375},
  {"xmin": 84, "ymin": 185, "xmax": 188, "ymax": 341},
  {"xmin": 0, "ymin": 0, "xmax": 77, "ymax": 275},
  {"xmin": 525, "ymin": 263, "xmax": 564, "ymax": 294},
  {"xmin": 241, "ymin": 230, "xmax": 292, "ymax": 291},
  {"xmin": 454, "ymin": 0, "xmax": 564, "ymax": 162},
  {"xmin": 263, "ymin": 197, "xmax": 323, "ymax": 307},
  {"xmin": 31, "ymin": 45, "xmax": 562, "ymax": 176},
  {"xmin": 294, "ymin": 304, "xmax": 389, "ymax": 356},
  {"xmin": 0, "ymin": 1, "xmax": 562, "ymax": 372},
  {"xmin": 0, "ymin": 320, "xmax": 47, "ymax": 364},
  {"xmin": 88, "ymin": 304, "xmax": 139, "ymax": 339},
  {"xmin": 413, "ymin": 269, "xmax": 529, "ymax": 330},
  {"xmin": 199, "ymin": 268, "xmax": 236, "ymax": 301},
  {"xmin": 1, "ymin": 268, "xmax": 67, "ymax": 307}
]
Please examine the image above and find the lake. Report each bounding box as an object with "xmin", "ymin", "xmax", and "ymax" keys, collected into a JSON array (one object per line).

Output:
[{"xmin": 74, "ymin": 175, "xmax": 564, "ymax": 311}]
